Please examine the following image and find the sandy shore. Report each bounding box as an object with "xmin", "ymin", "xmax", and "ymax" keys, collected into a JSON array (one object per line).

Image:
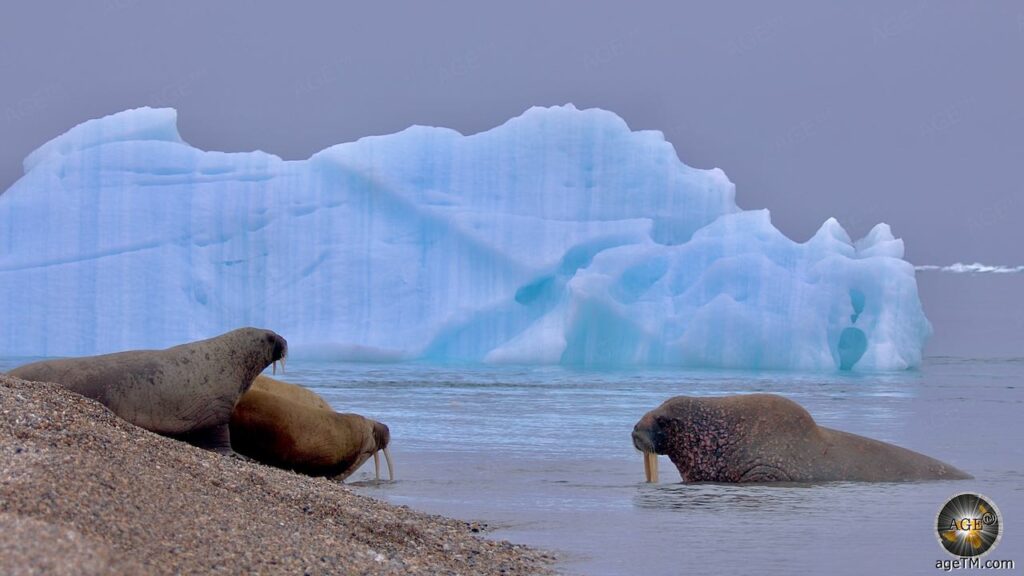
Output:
[{"xmin": 0, "ymin": 375, "xmax": 553, "ymax": 575}]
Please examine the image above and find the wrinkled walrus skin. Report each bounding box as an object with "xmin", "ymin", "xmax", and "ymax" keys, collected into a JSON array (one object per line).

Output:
[
  {"xmin": 8, "ymin": 328, "xmax": 287, "ymax": 453},
  {"xmin": 632, "ymin": 394, "xmax": 970, "ymax": 483},
  {"xmin": 230, "ymin": 376, "xmax": 392, "ymax": 481}
]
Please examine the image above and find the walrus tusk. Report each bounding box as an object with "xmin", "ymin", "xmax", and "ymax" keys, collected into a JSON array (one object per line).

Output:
[
  {"xmin": 373, "ymin": 450, "xmax": 381, "ymax": 480},
  {"xmin": 271, "ymin": 356, "xmax": 286, "ymax": 375},
  {"xmin": 644, "ymin": 452, "xmax": 659, "ymax": 483},
  {"xmin": 383, "ymin": 446, "xmax": 395, "ymax": 481}
]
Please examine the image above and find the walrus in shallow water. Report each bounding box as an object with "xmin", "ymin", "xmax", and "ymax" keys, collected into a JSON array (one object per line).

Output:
[
  {"xmin": 8, "ymin": 328, "xmax": 287, "ymax": 453},
  {"xmin": 230, "ymin": 376, "xmax": 394, "ymax": 481},
  {"xmin": 632, "ymin": 394, "xmax": 970, "ymax": 483}
]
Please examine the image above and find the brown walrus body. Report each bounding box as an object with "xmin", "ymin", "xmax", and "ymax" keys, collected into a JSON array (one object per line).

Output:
[
  {"xmin": 250, "ymin": 374, "xmax": 331, "ymax": 411},
  {"xmin": 632, "ymin": 394, "xmax": 970, "ymax": 483},
  {"xmin": 7, "ymin": 328, "xmax": 287, "ymax": 453},
  {"xmin": 230, "ymin": 376, "xmax": 393, "ymax": 481}
]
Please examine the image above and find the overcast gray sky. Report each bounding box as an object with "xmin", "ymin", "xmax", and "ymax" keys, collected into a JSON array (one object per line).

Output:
[{"xmin": 1, "ymin": 1, "xmax": 1021, "ymax": 356}]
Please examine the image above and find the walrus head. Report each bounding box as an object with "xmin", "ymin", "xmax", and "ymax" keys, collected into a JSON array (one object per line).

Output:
[
  {"xmin": 633, "ymin": 394, "xmax": 814, "ymax": 483},
  {"xmin": 249, "ymin": 328, "xmax": 288, "ymax": 373},
  {"xmin": 214, "ymin": 327, "xmax": 288, "ymax": 391},
  {"xmin": 331, "ymin": 417, "xmax": 395, "ymax": 482}
]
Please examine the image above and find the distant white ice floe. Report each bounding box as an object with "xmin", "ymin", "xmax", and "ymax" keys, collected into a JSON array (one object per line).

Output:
[{"xmin": 915, "ymin": 263, "xmax": 1024, "ymax": 274}]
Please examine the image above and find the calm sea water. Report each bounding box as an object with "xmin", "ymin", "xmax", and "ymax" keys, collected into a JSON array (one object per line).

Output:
[{"xmin": 3, "ymin": 357, "xmax": 1020, "ymax": 574}]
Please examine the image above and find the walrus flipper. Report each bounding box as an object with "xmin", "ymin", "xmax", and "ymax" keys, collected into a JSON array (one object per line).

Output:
[{"xmin": 171, "ymin": 424, "xmax": 234, "ymax": 455}]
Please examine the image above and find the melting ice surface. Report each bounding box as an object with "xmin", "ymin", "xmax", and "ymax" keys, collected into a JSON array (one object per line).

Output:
[{"xmin": 0, "ymin": 106, "xmax": 930, "ymax": 370}]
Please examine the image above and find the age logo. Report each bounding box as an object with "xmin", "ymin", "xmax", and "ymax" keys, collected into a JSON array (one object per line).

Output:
[{"xmin": 937, "ymin": 493, "xmax": 1001, "ymax": 557}]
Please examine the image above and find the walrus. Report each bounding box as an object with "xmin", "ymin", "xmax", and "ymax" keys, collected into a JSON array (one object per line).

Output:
[
  {"xmin": 230, "ymin": 376, "xmax": 394, "ymax": 481},
  {"xmin": 7, "ymin": 327, "xmax": 287, "ymax": 454},
  {"xmin": 632, "ymin": 394, "xmax": 970, "ymax": 483}
]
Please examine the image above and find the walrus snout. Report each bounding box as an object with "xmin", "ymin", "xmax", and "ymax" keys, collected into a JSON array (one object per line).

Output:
[
  {"xmin": 265, "ymin": 332, "xmax": 288, "ymax": 374},
  {"xmin": 632, "ymin": 414, "xmax": 662, "ymax": 483},
  {"xmin": 371, "ymin": 421, "xmax": 395, "ymax": 482},
  {"xmin": 632, "ymin": 413, "xmax": 664, "ymax": 453},
  {"xmin": 372, "ymin": 422, "xmax": 390, "ymax": 449},
  {"xmin": 631, "ymin": 425, "xmax": 655, "ymax": 453}
]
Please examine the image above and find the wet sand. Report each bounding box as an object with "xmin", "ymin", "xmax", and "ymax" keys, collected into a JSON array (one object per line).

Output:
[{"xmin": 0, "ymin": 375, "xmax": 553, "ymax": 575}]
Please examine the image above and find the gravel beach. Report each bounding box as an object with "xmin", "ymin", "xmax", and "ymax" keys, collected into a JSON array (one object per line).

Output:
[{"xmin": 0, "ymin": 374, "xmax": 554, "ymax": 575}]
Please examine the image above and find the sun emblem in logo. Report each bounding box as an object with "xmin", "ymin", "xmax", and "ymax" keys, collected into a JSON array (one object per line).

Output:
[{"xmin": 937, "ymin": 493, "xmax": 1001, "ymax": 557}]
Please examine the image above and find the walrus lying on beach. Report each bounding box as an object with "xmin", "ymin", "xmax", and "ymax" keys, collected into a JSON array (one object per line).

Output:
[
  {"xmin": 7, "ymin": 328, "xmax": 287, "ymax": 454},
  {"xmin": 230, "ymin": 375, "xmax": 394, "ymax": 481},
  {"xmin": 632, "ymin": 394, "xmax": 970, "ymax": 483}
]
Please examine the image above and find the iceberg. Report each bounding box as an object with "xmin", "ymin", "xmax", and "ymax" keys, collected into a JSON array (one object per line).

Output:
[{"xmin": 0, "ymin": 105, "xmax": 930, "ymax": 370}]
